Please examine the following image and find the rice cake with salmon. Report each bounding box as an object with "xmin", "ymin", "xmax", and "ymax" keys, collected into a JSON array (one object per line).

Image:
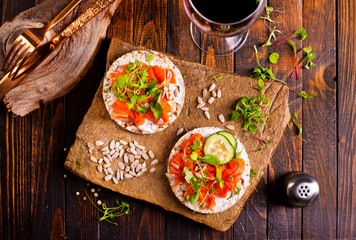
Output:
[
  {"xmin": 103, "ymin": 50, "xmax": 185, "ymax": 134},
  {"xmin": 166, "ymin": 127, "xmax": 250, "ymax": 213}
]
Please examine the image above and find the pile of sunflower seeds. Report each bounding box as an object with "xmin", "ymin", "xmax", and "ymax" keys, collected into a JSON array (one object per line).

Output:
[
  {"xmin": 87, "ymin": 139, "xmax": 158, "ymax": 184},
  {"xmin": 195, "ymin": 83, "xmax": 236, "ymax": 130}
]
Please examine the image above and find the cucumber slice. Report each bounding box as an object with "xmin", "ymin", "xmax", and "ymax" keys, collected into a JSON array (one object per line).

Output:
[
  {"xmin": 217, "ymin": 131, "xmax": 237, "ymax": 150},
  {"xmin": 203, "ymin": 133, "xmax": 235, "ymax": 165}
]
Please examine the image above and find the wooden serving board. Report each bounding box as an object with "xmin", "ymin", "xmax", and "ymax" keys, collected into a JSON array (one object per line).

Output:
[{"xmin": 64, "ymin": 38, "xmax": 290, "ymax": 231}]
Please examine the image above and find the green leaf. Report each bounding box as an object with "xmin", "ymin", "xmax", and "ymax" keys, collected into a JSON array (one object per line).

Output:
[
  {"xmin": 146, "ymin": 54, "xmax": 154, "ymax": 65},
  {"xmin": 216, "ymin": 168, "xmax": 222, "ymax": 179},
  {"xmin": 200, "ymin": 154, "xmax": 221, "ymax": 166},
  {"xmin": 287, "ymin": 39, "xmax": 296, "ymax": 53},
  {"xmin": 296, "ymin": 90, "xmax": 316, "ymax": 99},
  {"xmin": 189, "ymin": 140, "xmax": 200, "ymax": 151},
  {"xmin": 247, "ymin": 124, "xmax": 259, "ymax": 133},
  {"xmin": 231, "ymin": 111, "xmax": 241, "ymax": 121},
  {"xmin": 184, "ymin": 169, "xmax": 195, "ymax": 183},
  {"xmin": 293, "ymin": 27, "xmax": 308, "ymax": 40},
  {"xmin": 190, "ymin": 192, "xmax": 200, "ymax": 204},
  {"xmin": 269, "ymin": 52, "xmax": 279, "ymax": 64},
  {"xmin": 192, "ymin": 182, "xmax": 201, "ymax": 191},
  {"xmin": 189, "ymin": 151, "xmax": 199, "ymax": 161},
  {"xmin": 294, "ymin": 122, "xmax": 303, "ymax": 136},
  {"xmin": 250, "ymin": 168, "xmax": 257, "ymax": 178},
  {"xmin": 150, "ymin": 100, "xmax": 164, "ymax": 119},
  {"xmin": 303, "ymin": 46, "xmax": 312, "ymax": 54},
  {"xmin": 290, "ymin": 113, "xmax": 298, "ymax": 120}
]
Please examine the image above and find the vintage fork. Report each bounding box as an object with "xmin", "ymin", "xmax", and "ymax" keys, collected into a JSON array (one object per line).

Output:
[{"xmin": 1, "ymin": 0, "xmax": 82, "ymax": 78}]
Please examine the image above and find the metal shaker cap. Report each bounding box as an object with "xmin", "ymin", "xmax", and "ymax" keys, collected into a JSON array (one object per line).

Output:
[{"xmin": 280, "ymin": 172, "xmax": 319, "ymax": 207}]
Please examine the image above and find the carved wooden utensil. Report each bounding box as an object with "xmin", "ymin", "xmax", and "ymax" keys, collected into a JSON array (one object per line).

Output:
[{"xmin": 0, "ymin": 0, "xmax": 121, "ymax": 116}]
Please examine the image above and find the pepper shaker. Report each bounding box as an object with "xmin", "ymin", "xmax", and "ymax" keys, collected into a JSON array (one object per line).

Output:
[{"xmin": 280, "ymin": 172, "xmax": 319, "ymax": 207}]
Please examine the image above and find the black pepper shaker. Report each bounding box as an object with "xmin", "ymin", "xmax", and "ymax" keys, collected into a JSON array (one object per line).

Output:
[{"xmin": 280, "ymin": 172, "xmax": 319, "ymax": 207}]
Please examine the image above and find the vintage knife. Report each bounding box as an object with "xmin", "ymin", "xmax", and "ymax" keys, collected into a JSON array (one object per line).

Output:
[{"xmin": 0, "ymin": 0, "xmax": 116, "ymax": 99}]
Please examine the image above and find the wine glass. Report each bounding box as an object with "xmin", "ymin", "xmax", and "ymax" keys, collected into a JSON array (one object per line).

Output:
[{"xmin": 183, "ymin": 0, "xmax": 267, "ymax": 56}]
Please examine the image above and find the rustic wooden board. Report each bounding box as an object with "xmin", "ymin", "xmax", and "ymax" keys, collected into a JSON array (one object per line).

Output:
[{"xmin": 64, "ymin": 39, "xmax": 290, "ymax": 232}]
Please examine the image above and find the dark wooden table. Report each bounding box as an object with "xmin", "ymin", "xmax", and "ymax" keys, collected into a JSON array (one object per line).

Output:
[{"xmin": 0, "ymin": 0, "xmax": 355, "ymax": 239}]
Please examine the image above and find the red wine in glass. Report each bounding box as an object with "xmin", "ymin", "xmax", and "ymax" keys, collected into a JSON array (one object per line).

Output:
[{"xmin": 183, "ymin": 0, "xmax": 266, "ymax": 55}]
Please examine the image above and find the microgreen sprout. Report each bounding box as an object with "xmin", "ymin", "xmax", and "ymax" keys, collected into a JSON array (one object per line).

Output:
[
  {"xmin": 252, "ymin": 134, "xmax": 273, "ymax": 152},
  {"xmin": 288, "ymin": 113, "xmax": 307, "ymax": 142},
  {"xmin": 289, "ymin": 89, "xmax": 316, "ymax": 98},
  {"xmin": 290, "ymin": 47, "xmax": 316, "ymax": 79},
  {"xmin": 250, "ymin": 168, "xmax": 258, "ymax": 191},
  {"xmin": 269, "ymin": 52, "xmax": 279, "ymax": 64},
  {"xmin": 213, "ymin": 74, "xmax": 230, "ymax": 82},
  {"xmin": 251, "ymin": 45, "xmax": 287, "ymax": 85},
  {"xmin": 260, "ymin": 6, "xmax": 282, "ymax": 23},
  {"xmin": 262, "ymin": 26, "xmax": 281, "ymax": 47},
  {"xmin": 276, "ymin": 26, "xmax": 308, "ymax": 45},
  {"xmin": 84, "ymin": 189, "xmax": 129, "ymax": 225}
]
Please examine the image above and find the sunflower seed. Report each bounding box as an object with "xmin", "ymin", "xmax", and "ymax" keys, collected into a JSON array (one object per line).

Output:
[
  {"xmin": 104, "ymin": 168, "xmax": 109, "ymax": 175},
  {"xmin": 133, "ymin": 140, "xmax": 139, "ymax": 147},
  {"xmin": 201, "ymin": 107, "xmax": 209, "ymax": 111},
  {"xmin": 115, "ymin": 142, "xmax": 121, "ymax": 148},
  {"xmin": 89, "ymin": 156, "xmax": 97, "ymax": 163},
  {"xmin": 218, "ymin": 114, "xmax": 225, "ymax": 123},
  {"xmin": 120, "ymin": 170, "xmax": 124, "ymax": 180},
  {"xmin": 142, "ymin": 153, "xmax": 149, "ymax": 160},
  {"xmin": 88, "ymin": 149, "xmax": 93, "ymax": 154},
  {"xmin": 176, "ymin": 128, "xmax": 184, "ymax": 136},
  {"xmin": 203, "ymin": 88, "xmax": 208, "ymax": 97},
  {"xmin": 167, "ymin": 70, "xmax": 172, "ymax": 79},
  {"xmin": 204, "ymin": 111, "xmax": 210, "ymax": 120},
  {"xmin": 130, "ymin": 164, "xmax": 135, "ymax": 172},
  {"xmin": 103, "ymin": 163, "xmax": 111, "ymax": 168},
  {"xmin": 129, "ymin": 142, "xmax": 135, "ymax": 149},
  {"xmin": 132, "ymin": 160, "xmax": 139, "ymax": 167},
  {"xmin": 148, "ymin": 150, "xmax": 155, "ymax": 158},
  {"xmin": 109, "ymin": 140, "xmax": 115, "ymax": 150},
  {"xmin": 97, "ymin": 165, "xmax": 103, "ymax": 173},
  {"xmin": 181, "ymin": 184, "xmax": 187, "ymax": 191},
  {"xmin": 196, "ymin": 102, "xmax": 205, "ymax": 108},
  {"xmin": 118, "ymin": 162, "xmax": 125, "ymax": 170},
  {"xmin": 197, "ymin": 96, "xmax": 204, "ymax": 104},
  {"xmin": 171, "ymin": 162, "xmax": 179, "ymax": 169},
  {"xmin": 104, "ymin": 175, "xmax": 113, "ymax": 181},
  {"xmin": 136, "ymin": 171, "xmax": 143, "ymax": 177},
  {"xmin": 136, "ymin": 164, "xmax": 142, "ymax": 172},
  {"xmin": 217, "ymin": 89, "xmax": 222, "ymax": 98},
  {"xmin": 126, "ymin": 148, "xmax": 131, "ymax": 154},
  {"xmin": 113, "ymin": 177, "xmax": 118, "ymax": 184},
  {"xmin": 195, "ymin": 172, "xmax": 202, "ymax": 179},
  {"xmin": 109, "ymin": 150, "xmax": 116, "ymax": 155},
  {"xmin": 125, "ymin": 166, "xmax": 130, "ymax": 172},
  {"xmin": 142, "ymin": 168, "xmax": 147, "ymax": 173},
  {"xmin": 103, "ymin": 157, "xmax": 110, "ymax": 164},
  {"xmin": 208, "ymin": 97, "xmax": 215, "ymax": 104},
  {"xmin": 151, "ymin": 159, "xmax": 158, "ymax": 165},
  {"xmin": 98, "ymin": 158, "xmax": 103, "ymax": 164},
  {"xmin": 129, "ymin": 154, "xmax": 135, "ymax": 162},
  {"xmin": 212, "ymin": 90, "xmax": 217, "ymax": 98},
  {"xmin": 95, "ymin": 141, "xmax": 104, "ymax": 146},
  {"xmin": 136, "ymin": 145, "xmax": 145, "ymax": 150},
  {"xmin": 119, "ymin": 149, "xmax": 124, "ymax": 158},
  {"xmin": 116, "ymin": 170, "xmax": 121, "ymax": 180},
  {"xmin": 130, "ymin": 148, "xmax": 138, "ymax": 155},
  {"xmin": 166, "ymin": 173, "xmax": 174, "ymax": 181},
  {"xmin": 226, "ymin": 125, "xmax": 235, "ymax": 130},
  {"xmin": 102, "ymin": 150, "xmax": 110, "ymax": 156},
  {"xmin": 107, "ymin": 167, "xmax": 114, "ymax": 175},
  {"xmin": 158, "ymin": 118, "xmax": 164, "ymax": 125},
  {"xmin": 87, "ymin": 142, "xmax": 94, "ymax": 150},
  {"xmin": 209, "ymin": 83, "xmax": 216, "ymax": 92},
  {"xmin": 224, "ymin": 143, "xmax": 230, "ymax": 150},
  {"xmin": 123, "ymin": 154, "xmax": 129, "ymax": 163},
  {"xmin": 112, "ymin": 151, "xmax": 119, "ymax": 159},
  {"xmin": 125, "ymin": 174, "xmax": 133, "ymax": 179},
  {"xmin": 194, "ymin": 166, "xmax": 199, "ymax": 171},
  {"xmin": 149, "ymin": 168, "xmax": 156, "ymax": 173},
  {"xmin": 174, "ymin": 89, "xmax": 180, "ymax": 98},
  {"xmin": 129, "ymin": 171, "xmax": 136, "ymax": 176},
  {"xmin": 134, "ymin": 154, "xmax": 141, "ymax": 159},
  {"xmin": 119, "ymin": 140, "xmax": 128, "ymax": 145},
  {"xmin": 107, "ymin": 154, "xmax": 113, "ymax": 160}
]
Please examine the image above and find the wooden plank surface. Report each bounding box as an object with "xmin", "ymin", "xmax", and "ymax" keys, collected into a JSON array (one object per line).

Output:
[{"xmin": 0, "ymin": 0, "xmax": 353, "ymax": 239}]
